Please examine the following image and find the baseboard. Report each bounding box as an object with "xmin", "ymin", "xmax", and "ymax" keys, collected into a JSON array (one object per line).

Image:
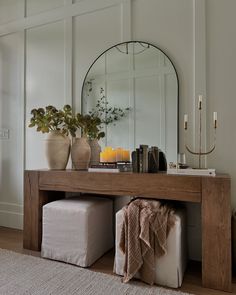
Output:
[{"xmin": 0, "ymin": 202, "xmax": 23, "ymax": 230}]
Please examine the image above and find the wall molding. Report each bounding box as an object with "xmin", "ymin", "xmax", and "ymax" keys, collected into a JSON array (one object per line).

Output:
[
  {"xmin": 121, "ymin": 0, "xmax": 132, "ymax": 41},
  {"xmin": 0, "ymin": 202, "xmax": 23, "ymax": 213},
  {"xmin": 0, "ymin": 0, "xmax": 127, "ymax": 36},
  {"xmin": 64, "ymin": 17, "xmax": 73, "ymax": 106},
  {"xmin": 193, "ymin": 0, "xmax": 207, "ymax": 167},
  {"xmin": 0, "ymin": 202, "xmax": 23, "ymax": 230}
]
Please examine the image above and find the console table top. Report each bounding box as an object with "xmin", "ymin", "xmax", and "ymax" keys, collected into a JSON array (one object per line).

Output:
[{"xmin": 24, "ymin": 170, "xmax": 230, "ymax": 203}]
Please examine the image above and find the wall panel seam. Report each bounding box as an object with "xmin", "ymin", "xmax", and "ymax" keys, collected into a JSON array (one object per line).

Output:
[
  {"xmin": 193, "ymin": 0, "xmax": 207, "ymax": 168},
  {"xmin": 0, "ymin": 0, "xmax": 125, "ymax": 37}
]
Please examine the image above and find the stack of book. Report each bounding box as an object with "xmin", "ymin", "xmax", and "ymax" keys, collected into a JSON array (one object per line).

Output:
[
  {"xmin": 167, "ymin": 168, "xmax": 216, "ymax": 176},
  {"xmin": 132, "ymin": 145, "xmax": 161, "ymax": 173},
  {"xmin": 88, "ymin": 145, "xmax": 166, "ymax": 173},
  {"xmin": 88, "ymin": 163, "xmax": 119, "ymax": 173},
  {"xmin": 88, "ymin": 163, "xmax": 132, "ymax": 173}
]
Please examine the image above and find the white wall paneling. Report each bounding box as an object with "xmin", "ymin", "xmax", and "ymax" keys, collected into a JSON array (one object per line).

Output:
[
  {"xmin": 0, "ymin": 31, "xmax": 24, "ymax": 229},
  {"xmin": 0, "ymin": 0, "xmax": 130, "ymax": 37},
  {"xmin": 26, "ymin": 0, "xmax": 65, "ymax": 17},
  {"xmin": 64, "ymin": 16, "xmax": 73, "ymax": 108},
  {"xmin": 193, "ymin": 0, "xmax": 207, "ymax": 168},
  {"xmin": 25, "ymin": 20, "xmax": 67, "ymax": 169},
  {"xmin": 206, "ymin": 0, "xmax": 236, "ymax": 207},
  {"xmin": 0, "ymin": 0, "xmax": 25, "ymax": 25},
  {"xmin": 121, "ymin": 0, "xmax": 131, "ymax": 41}
]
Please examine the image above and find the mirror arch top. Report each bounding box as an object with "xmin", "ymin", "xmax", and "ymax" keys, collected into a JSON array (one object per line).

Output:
[{"xmin": 81, "ymin": 41, "xmax": 179, "ymax": 163}]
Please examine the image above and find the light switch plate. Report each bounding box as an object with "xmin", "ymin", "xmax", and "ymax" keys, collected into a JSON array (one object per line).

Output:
[{"xmin": 0, "ymin": 128, "xmax": 9, "ymax": 139}]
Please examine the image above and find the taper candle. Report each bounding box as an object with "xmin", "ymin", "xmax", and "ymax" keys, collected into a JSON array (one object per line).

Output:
[
  {"xmin": 213, "ymin": 112, "xmax": 217, "ymax": 128},
  {"xmin": 184, "ymin": 114, "xmax": 188, "ymax": 130},
  {"xmin": 198, "ymin": 95, "xmax": 203, "ymax": 110}
]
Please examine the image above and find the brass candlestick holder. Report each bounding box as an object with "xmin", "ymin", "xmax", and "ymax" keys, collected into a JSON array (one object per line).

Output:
[{"xmin": 184, "ymin": 95, "xmax": 217, "ymax": 169}]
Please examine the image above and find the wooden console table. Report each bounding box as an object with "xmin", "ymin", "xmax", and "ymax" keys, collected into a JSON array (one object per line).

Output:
[{"xmin": 23, "ymin": 170, "xmax": 231, "ymax": 292}]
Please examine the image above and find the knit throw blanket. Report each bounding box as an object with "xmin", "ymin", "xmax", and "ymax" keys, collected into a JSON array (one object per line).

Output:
[{"xmin": 119, "ymin": 199, "xmax": 176, "ymax": 285}]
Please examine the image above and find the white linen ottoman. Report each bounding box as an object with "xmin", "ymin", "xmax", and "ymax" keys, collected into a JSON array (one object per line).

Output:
[
  {"xmin": 41, "ymin": 196, "xmax": 114, "ymax": 267},
  {"xmin": 114, "ymin": 208, "xmax": 187, "ymax": 288}
]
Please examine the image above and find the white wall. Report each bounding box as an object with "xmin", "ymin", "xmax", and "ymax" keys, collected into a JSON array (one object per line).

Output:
[
  {"xmin": 0, "ymin": 31, "xmax": 24, "ymax": 228},
  {"xmin": 0, "ymin": 0, "xmax": 235, "ymax": 261},
  {"xmin": 206, "ymin": 0, "xmax": 236, "ymax": 208},
  {"xmin": 25, "ymin": 20, "xmax": 66, "ymax": 169}
]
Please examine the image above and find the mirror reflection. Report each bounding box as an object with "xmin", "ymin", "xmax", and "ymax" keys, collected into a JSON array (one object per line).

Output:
[{"xmin": 82, "ymin": 41, "xmax": 178, "ymax": 162}]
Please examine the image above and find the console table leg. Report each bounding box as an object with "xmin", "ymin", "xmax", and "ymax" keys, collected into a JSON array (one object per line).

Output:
[
  {"xmin": 23, "ymin": 171, "xmax": 65, "ymax": 251},
  {"xmin": 202, "ymin": 177, "xmax": 232, "ymax": 292}
]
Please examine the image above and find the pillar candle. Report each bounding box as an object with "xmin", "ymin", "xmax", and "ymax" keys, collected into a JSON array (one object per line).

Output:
[
  {"xmin": 104, "ymin": 146, "xmax": 112, "ymax": 152},
  {"xmin": 100, "ymin": 152, "xmax": 106, "ymax": 163},
  {"xmin": 122, "ymin": 150, "xmax": 130, "ymax": 162},
  {"xmin": 107, "ymin": 150, "xmax": 116, "ymax": 163},
  {"xmin": 112, "ymin": 150, "xmax": 117, "ymax": 162},
  {"xmin": 115, "ymin": 148, "xmax": 123, "ymax": 162},
  {"xmin": 106, "ymin": 151, "xmax": 112, "ymax": 163}
]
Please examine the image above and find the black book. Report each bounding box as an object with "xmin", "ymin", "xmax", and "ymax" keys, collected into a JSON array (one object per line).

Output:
[
  {"xmin": 139, "ymin": 145, "xmax": 148, "ymax": 173},
  {"xmin": 136, "ymin": 148, "xmax": 140, "ymax": 173},
  {"xmin": 131, "ymin": 150, "xmax": 138, "ymax": 172},
  {"xmin": 139, "ymin": 147, "xmax": 143, "ymax": 173},
  {"xmin": 148, "ymin": 146, "xmax": 159, "ymax": 173},
  {"xmin": 159, "ymin": 150, "xmax": 167, "ymax": 171}
]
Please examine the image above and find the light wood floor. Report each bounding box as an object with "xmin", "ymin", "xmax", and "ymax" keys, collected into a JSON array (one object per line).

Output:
[{"xmin": 0, "ymin": 226, "xmax": 235, "ymax": 295}]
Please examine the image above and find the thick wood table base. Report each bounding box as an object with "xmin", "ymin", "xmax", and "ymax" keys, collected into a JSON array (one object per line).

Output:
[{"xmin": 23, "ymin": 170, "xmax": 232, "ymax": 292}]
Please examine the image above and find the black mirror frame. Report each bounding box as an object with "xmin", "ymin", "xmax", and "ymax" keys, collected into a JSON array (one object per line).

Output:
[{"xmin": 81, "ymin": 40, "xmax": 179, "ymax": 153}]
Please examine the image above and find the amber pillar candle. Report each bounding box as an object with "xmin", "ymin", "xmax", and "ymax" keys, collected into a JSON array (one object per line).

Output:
[
  {"xmin": 122, "ymin": 150, "xmax": 130, "ymax": 162},
  {"xmin": 115, "ymin": 148, "xmax": 123, "ymax": 162}
]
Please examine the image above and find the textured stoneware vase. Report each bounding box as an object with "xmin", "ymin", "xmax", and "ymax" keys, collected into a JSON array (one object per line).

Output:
[
  {"xmin": 88, "ymin": 139, "xmax": 101, "ymax": 167},
  {"xmin": 45, "ymin": 131, "xmax": 70, "ymax": 170},
  {"xmin": 71, "ymin": 136, "xmax": 91, "ymax": 170}
]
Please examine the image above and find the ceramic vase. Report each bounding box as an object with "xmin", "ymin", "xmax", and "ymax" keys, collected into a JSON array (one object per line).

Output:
[
  {"xmin": 88, "ymin": 139, "xmax": 101, "ymax": 167},
  {"xmin": 71, "ymin": 136, "xmax": 91, "ymax": 170},
  {"xmin": 45, "ymin": 131, "xmax": 70, "ymax": 170}
]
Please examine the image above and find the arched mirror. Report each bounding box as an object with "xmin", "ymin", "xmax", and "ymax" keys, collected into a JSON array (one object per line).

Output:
[{"xmin": 81, "ymin": 41, "xmax": 178, "ymax": 163}]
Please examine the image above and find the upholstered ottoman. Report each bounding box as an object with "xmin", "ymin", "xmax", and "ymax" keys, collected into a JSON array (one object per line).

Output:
[
  {"xmin": 41, "ymin": 196, "xmax": 114, "ymax": 267},
  {"xmin": 114, "ymin": 208, "xmax": 187, "ymax": 288}
]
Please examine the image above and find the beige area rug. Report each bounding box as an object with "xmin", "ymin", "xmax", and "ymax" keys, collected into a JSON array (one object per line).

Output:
[{"xmin": 0, "ymin": 249, "xmax": 192, "ymax": 295}]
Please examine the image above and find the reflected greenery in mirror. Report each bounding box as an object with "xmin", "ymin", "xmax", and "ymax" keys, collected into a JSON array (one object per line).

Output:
[
  {"xmin": 89, "ymin": 87, "xmax": 130, "ymax": 125},
  {"xmin": 81, "ymin": 41, "xmax": 179, "ymax": 162}
]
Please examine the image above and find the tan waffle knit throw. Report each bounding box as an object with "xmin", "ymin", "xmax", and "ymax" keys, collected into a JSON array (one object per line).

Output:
[{"xmin": 119, "ymin": 199, "xmax": 176, "ymax": 285}]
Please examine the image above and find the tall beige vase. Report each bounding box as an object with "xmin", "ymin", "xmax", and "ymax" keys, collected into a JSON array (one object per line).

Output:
[
  {"xmin": 45, "ymin": 131, "xmax": 70, "ymax": 170},
  {"xmin": 88, "ymin": 139, "xmax": 101, "ymax": 167},
  {"xmin": 71, "ymin": 136, "xmax": 91, "ymax": 170}
]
